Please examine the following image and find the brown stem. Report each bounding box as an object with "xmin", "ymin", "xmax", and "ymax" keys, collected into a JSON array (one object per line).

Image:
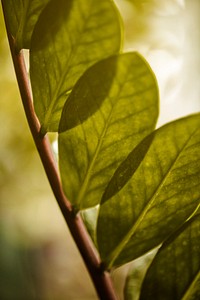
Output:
[{"xmin": 1, "ymin": 2, "xmax": 118, "ymax": 299}]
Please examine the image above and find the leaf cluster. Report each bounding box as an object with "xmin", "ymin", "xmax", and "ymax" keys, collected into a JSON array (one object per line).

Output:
[{"xmin": 4, "ymin": 0, "xmax": 200, "ymax": 299}]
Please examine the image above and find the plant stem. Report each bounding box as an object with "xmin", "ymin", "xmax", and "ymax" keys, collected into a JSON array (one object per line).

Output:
[{"xmin": 1, "ymin": 2, "xmax": 118, "ymax": 299}]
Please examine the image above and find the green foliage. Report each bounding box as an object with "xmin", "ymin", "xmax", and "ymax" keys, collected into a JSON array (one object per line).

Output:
[
  {"xmin": 97, "ymin": 114, "xmax": 200, "ymax": 268},
  {"xmin": 3, "ymin": 0, "xmax": 200, "ymax": 299},
  {"xmin": 30, "ymin": 0, "xmax": 122, "ymax": 133},
  {"xmin": 3, "ymin": 0, "xmax": 51, "ymax": 50},
  {"xmin": 59, "ymin": 52, "xmax": 159, "ymax": 211},
  {"xmin": 139, "ymin": 214, "xmax": 200, "ymax": 300}
]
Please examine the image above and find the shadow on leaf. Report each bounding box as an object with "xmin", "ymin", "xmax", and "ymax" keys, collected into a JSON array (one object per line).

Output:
[
  {"xmin": 31, "ymin": 0, "xmax": 72, "ymax": 51},
  {"xmin": 101, "ymin": 131, "xmax": 156, "ymax": 204},
  {"xmin": 59, "ymin": 55, "xmax": 118, "ymax": 132}
]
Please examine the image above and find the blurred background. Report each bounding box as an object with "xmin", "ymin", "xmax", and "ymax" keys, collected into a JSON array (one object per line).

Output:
[{"xmin": 0, "ymin": 0, "xmax": 199, "ymax": 299}]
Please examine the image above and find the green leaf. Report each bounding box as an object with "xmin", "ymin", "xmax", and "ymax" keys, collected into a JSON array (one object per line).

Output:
[
  {"xmin": 30, "ymin": 0, "xmax": 122, "ymax": 133},
  {"xmin": 102, "ymin": 131, "xmax": 156, "ymax": 204},
  {"xmin": 97, "ymin": 113, "xmax": 200, "ymax": 269},
  {"xmin": 3, "ymin": 0, "xmax": 50, "ymax": 50},
  {"xmin": 124, "ymin": 250, "xmax": 157, "ymax": 300},
  {"xmin": 139, "ymin": 214, "xmax": 200, "ymax": 300},
  {"xmin": 58, "ymin": 52, "xmax": 159, "ymax": 211},
  {"xmin": 81, "ymin": 206, "xmax": 99, "ymax": 246}
]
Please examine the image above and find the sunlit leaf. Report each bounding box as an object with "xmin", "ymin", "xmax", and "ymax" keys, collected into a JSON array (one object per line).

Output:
[
  {"xmin": 81, "ymin": 206, "xmax": 99, "ymax": 246},
  {"xmin": 124, "ymin": 250, "xmax": 157, "ymax": 300},
  {"xmin": 58, "ymin": 52, "xmax": 159, "ymax": 211},
  {"xmin": 97, "ymin": 114, "xmax": 200, "ymax": 269},
  {"xmin": 2, "ymin": 0, "xmax": 50, "ymax": 50},
  {"xmin": 102, "ymin": 131, "xmax": 155, "ymax": 203},
  {"xmin": 139, "ymin": 214, "xmax": 200, "ymax": 300},
  {"xmin": 30, "ymin": 0, "xmax": 122, "ymax": 133}
]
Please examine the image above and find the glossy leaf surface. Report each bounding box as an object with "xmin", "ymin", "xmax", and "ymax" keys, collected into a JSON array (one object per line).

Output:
[
  {"xmin": 59, "ymin": 52, "xmax": 159, "ymax": 211},
  {"xmin": 3, "ymin": 0, "xmax": 50, "ymax": 50},
  {"xmin": 139, "ymin": 214, "xmax": 200, "ymax": 300},
  {"xmin": 97, "ymin": 114, "xmax": 200, "ymax": 268},
  {"xmin": 30, "ymin": 0, "xmax": 122, "ymax": 133}
]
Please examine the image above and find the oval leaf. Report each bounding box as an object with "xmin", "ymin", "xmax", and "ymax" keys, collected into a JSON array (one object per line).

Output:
[
  {"xmin": 139, "ymin": 214, "xmax": 200, "ymax": 300},
  {"xmin": 58, "ymin": 52, "xmax": 159, "ymax": 211},
  {"xmin": 97, "ymin": 113, "xmax": 200, "ymax": 269},
  {"xmin": 30, "ymin": 0, "xmax": 122, "ymax": 133},
  {"xmin": 3, "ymin": 0, "xmax": 50, "ymax": 50}
]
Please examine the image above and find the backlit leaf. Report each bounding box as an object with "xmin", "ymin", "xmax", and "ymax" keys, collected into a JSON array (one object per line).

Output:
[
  {"xmin": 97, "ymin": 114, "xmax": 200, "ymax": 269},
  {"xmin": 30, "ymin": 0, "xmax": 122, "ymax": 133},
  {"xmin": 58, "ymin": 52, "xmax": 159, "ymax": 211},
  {"xmin": 102, "ymin": 131, "xmax": 156, "ymax": 204},
  {"xmin": 124, "ymin": 250, "xmax": 157, "ymax": 300},
  {"xmin": 139, "ymin": 214, "xmax": 200, "ymax": 300},
  {"xmin": 2, "ymin": 0, "xmax": 50, "ymax": 50},
  {"xmin": 81, "ymin": 206, "xmax": 99, "ymax": 246}
]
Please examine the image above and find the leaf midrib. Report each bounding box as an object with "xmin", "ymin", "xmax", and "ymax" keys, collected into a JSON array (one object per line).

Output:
[
  {"xmin": 15, "ymin": 0, "xmax": 29, "ymax": 50},
  {"xmin": 76, "ymin": 101, "xmax": 116, "ymax": 209},
  {"xmin": 76, "ymin": 56, "xmax": 160, "ymax": 210},
  {"xmin": 181, "ymin": 270, "xmax": 200, "ymax": 300},
  {"xmin": 41, "ymin": 0, "xmax": 99, "ymax": 132},
  {"xmin": 76, "ymin": 60, "xmax": 138, "ymax": 209},
  {"xmin": 105, "ymin": 126, "xmax": 199, "ymax": 268}
]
